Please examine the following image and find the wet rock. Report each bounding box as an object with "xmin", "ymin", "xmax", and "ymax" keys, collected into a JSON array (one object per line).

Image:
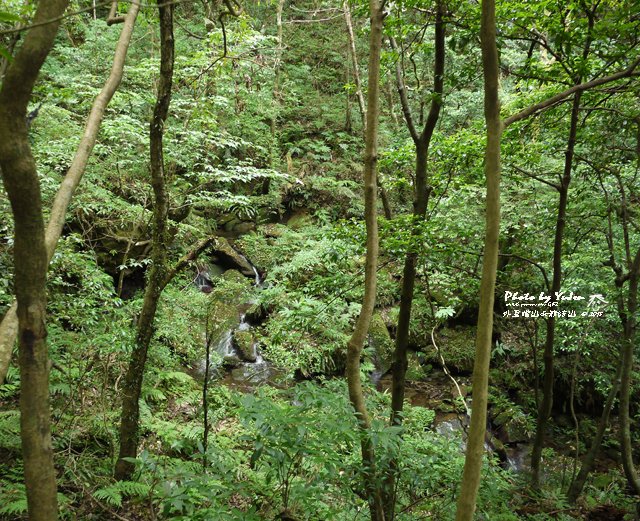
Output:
[
  {"xmin": 233, "ymin": 330, "xmax": 257, "ymax": 362},
  {"xmin": 211, "ymin": 238, "xmax": 255, "ymax": 277},
  {"xmin": 222, "ymin": 354, "xmax": 241, "ymax": 368}
]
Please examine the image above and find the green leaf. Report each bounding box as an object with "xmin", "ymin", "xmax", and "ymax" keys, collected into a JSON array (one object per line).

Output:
[{"xmin": 0, "ymin": 11, "xmax": 21, "ymax": 22}]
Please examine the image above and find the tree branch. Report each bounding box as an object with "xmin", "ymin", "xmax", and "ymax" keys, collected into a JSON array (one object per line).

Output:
[
  {"xmin": 389, "ymin": 36, "xmax": 419, "ymax": 143},
  {"xmin": 509, "ymin": 163, "xmax": 561, "ymax": 190},
  {"xmin": 503, "ymin": 56, "xmax": 640, "ymax": 127},
  {"xmin": 161, "ymin": 236, "xmax": 217, "ymax": 290}
]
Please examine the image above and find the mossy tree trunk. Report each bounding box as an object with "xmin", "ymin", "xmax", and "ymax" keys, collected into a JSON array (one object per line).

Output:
[
  {"xmin": 0, "ymin": 0, "xmax": 140, "ymax": 385},
  {"xmin": 345, "ymin": 1, "xmax": 385, "ymax": 519},
  {"xmin": 0, "ymin": 1, "xmax": 70, "ymax": 519},
  {"xmin": 454, "ymin": 0, "xmax": 501, "ymax": 518},
  {"xmin": 115, "ymin": 0, "xmax": 175, "ymax": 480}
]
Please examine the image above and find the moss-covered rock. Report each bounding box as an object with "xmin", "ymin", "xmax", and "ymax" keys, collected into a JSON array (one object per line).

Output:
[
  {"xmin": 406, "ymin": 351, "xmax": 427, "ymax": 381},
  {"xmin": 222, "ymin": 354, "xmax": 241, "ymax": 368},
  {"xmin": 245, "ymin": 302, "xmax": 269, "ymax": 324},
  {"xmin": 492, "ymin": 411, "xmax": 531, "ymax": 443},
  {"xmin": 211, "ymin": 238, "xmax": 255, "ymax": 277},
  {"xmin": 233, "ymin": 330, "xmax": 257, "ymax": 362},
  {"xmin": 260, "ymin": 223, "xmax": 288, "ymax": 238},
  {"xmin": 368, "ymin": 311, "xmax": 394, "ymax": 373},
  {"xmin": 380, "ymin": 306, "xmax": 399, "ymax": 332},
  {"xmin": 426, "ymin": 326, "xmax": 476, "ymax": 374},
  {"xmin": 222, "ymin": 269, "xmax": 252, "ymax": 287},
  {"xmin": 286, "ymin": 210, "xmax": 312, "ymax": 230}
]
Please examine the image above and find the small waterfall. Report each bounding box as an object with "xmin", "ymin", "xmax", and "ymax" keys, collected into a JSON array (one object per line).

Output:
[
  {"xmin": 250, "ymin": 264, "xmax": 261, "ymax": 286},
  {"xmin": 197, "ymin": 250, "xmax": 280, "ymax": 390},
  {"xmin": 215, "ymin": 330, "xmax": 234, "ymax": 358},
  {"xmin": 238, "ymin": 253, "xmax": 261, "ymax": 286},
  {"xmin": 237, "ymin": 314, "xmax": 250, "ymax": 331}
]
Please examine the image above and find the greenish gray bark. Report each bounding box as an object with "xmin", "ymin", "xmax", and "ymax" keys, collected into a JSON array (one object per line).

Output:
[
  {"xmin": 115, "ymin": 0, "xmax": 175, "ymax": 480},
  {"xmin": 454, "ymin": 0, "xmax": 501, "ymax": 518},
  {"xmin": 0, "ymin": 1, "xmax": 70, "ymax": 519},
  {"xmin": 345, "ymin": 1, "xmax": 385, "ymax": 519}
]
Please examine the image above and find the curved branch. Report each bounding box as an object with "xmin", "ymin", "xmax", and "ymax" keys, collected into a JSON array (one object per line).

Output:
[
  {"xmin": 389, "ymin": 35, "xmax": 419, "ymax": 143},
  {"xmin": 504, "ymin": 56, "xmax": 640, "ymax": 127}
]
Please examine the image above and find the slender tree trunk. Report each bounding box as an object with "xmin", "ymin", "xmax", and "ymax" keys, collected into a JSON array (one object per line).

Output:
[
  {"xmin": 530, "ymin": 7, "xmax": 595, "ymax": 484},
  {"xmin": 530, "ymin": 90, "xmax": 582, "ymax": 488},
  {"xmin": 115, "ymin": 0, "xmax": 174, "ymax": 480},
  {"xmin": 343, "ymin": 0, "xmax": 392, "ymax": 220},
  {"xmin": 454, "ymin": 0, "xmax": 501, "ymax": 518},
  {"xmin": 0, "ymin": 1, "xmax": 70, "ymax": 519},
  {"xmin": 344, "ymin": 0, "xmax": 366, "ymax": 127},
  {"xmin": 567, "ymin": 355, "xmax": 623, "ymax": 502},
  {"xmin": 0, "ymin": 0, "xmax": 140, "ymax": 385},
  {"xmin": 389, "ymin": 0, "xmax": 445, "ymax": 427},
  {"xmin": 620, "ymin": 249, "xmax": 640, "ymax": 495},
  {"xmin": 383, "ymin": 10, "xmax": 444, "ymax": 516},
  {"xmin": 345, "ymin": 2, "xmax": 385, "ymax": 519}
]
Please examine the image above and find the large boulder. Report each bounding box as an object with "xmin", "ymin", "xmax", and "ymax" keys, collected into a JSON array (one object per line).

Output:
[
  {"xmin": 233, "ymin": 330, "xmax": 257, "ymax": 362},
  {"xmin": 222, "ymin": 269, "xmax": 253, "ymax": 287},
  {"xmin": 210, "ymin": 238, "xmax": 255, "ymax": 277},
  {"xmin": 425, "ymin": 326, "xmax": 476, "ymax": 374}
]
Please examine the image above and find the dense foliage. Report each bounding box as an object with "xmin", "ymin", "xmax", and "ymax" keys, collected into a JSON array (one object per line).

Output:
[{"xmin": 1, "ymin": 0, "xmax": 639, "ymax": 519}]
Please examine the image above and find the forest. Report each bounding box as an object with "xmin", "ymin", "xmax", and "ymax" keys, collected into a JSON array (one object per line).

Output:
[{"xmin": 0, "ymin": 0, "xmax": 639, "ymax": 519}]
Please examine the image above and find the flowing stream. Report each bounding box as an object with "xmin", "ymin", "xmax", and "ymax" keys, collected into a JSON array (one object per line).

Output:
[
  {"xmin": 196, "ymin": 254, "xmax": 282, "ymax": 391},
  {"xmin": 195, "ymin": 249, "xmax": 529, "ymax": 472}
]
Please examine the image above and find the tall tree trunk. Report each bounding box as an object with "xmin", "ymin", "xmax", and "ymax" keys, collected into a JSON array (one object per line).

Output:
[
  {"xmin": 0, "ymin": 1, "xmax": 70, "ymax": 519},
  {"xmin": 0, "ymin": 0, "xmax": 140, "ymax": 385},
  {"xmin": 620, "ymin": 248, "xmax": 640, "ymax": 495},
  {"xmin": 389, "ymin": 0, "xmax": 445, "ymax": 426},
  {"xmin": 115, "ymin": 0, "xmax": 174, "ymax": 480},
  {"xmin": 454, "ymin": 0, "xmax": 501, "ymax": 518},
  {"xmin": 530, "ymin": 89, "xmax": 583, "ymax": 489},
  {"xmin": 530, "ymin": 6, "xmax": 594, "ymax": 484},
  {"xmin": 345, "ymin": 1, "xmax": 384, "ymax": 519},
  {"xmin": 343, "ymin": 0, "xmax": 392, "ymax": 220},
  {"xmin": 384, "ymin": 7, "xmax": 444, "ymax": 517}
]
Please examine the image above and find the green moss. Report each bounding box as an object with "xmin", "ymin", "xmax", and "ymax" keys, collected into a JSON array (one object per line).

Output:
[
  {"xmin": 286, "ymin": 210, "xmax": 312, "ymax": 230},
  {"xmin": 222, "ymin": 269, "xmax": 252, "ymax": 287},
  {"xmin": 429, "ymin": 326, "xmax": 476, "ymax": 374},
  {"xmin": 233, "ymin": 330, "xmax": 256, "ymax": 362},
  {"xmin": 406, "ymin": 351, "xmax": 427, "ymax": 381},
  {"xmin": 368, "ymin": 311, "xmax": 394, "ymax": 373}
]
